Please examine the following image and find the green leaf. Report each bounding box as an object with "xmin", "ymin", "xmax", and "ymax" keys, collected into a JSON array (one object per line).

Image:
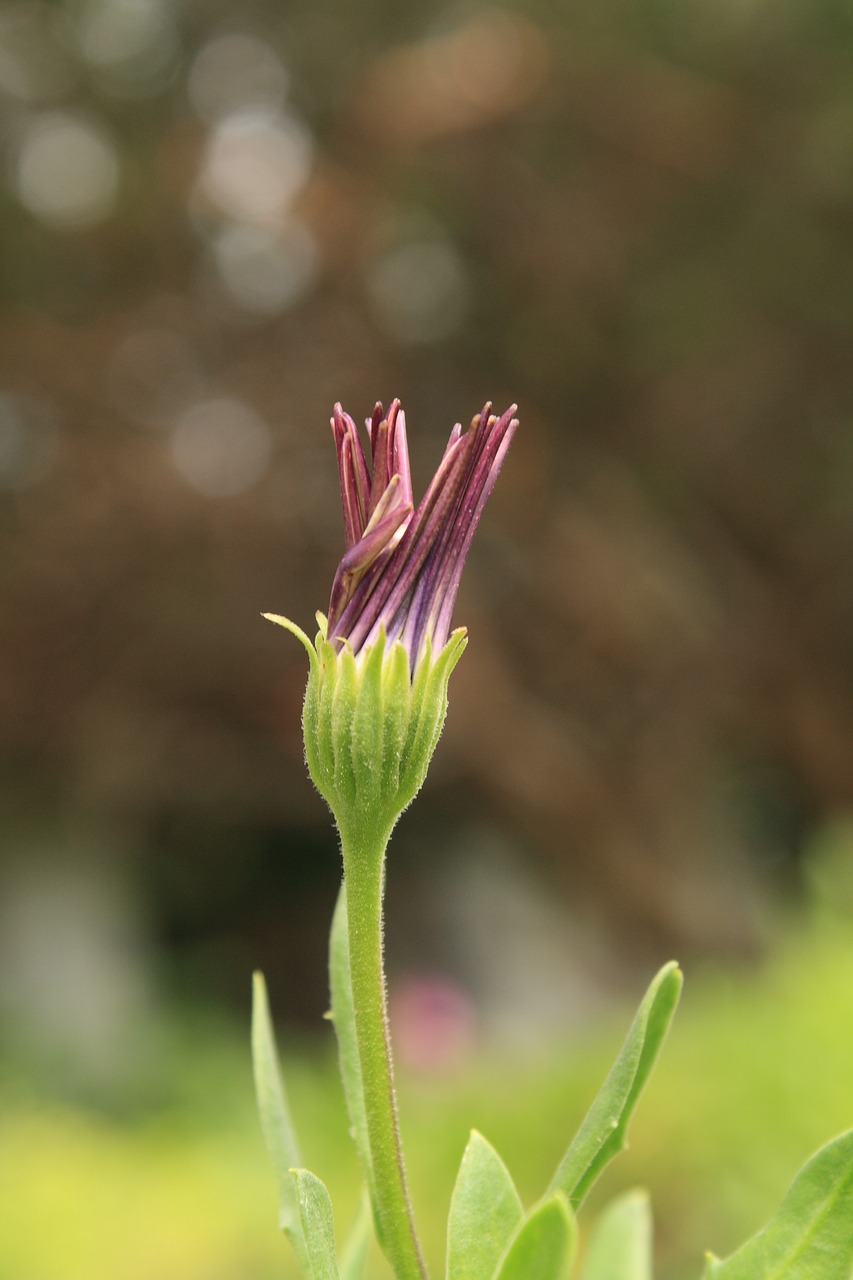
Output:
[
  {"xmin": 704, "ymin": 1129, "xmax": 853, "ymax": 1280},
  {"xmin": 339, "ymin": 1190, "xmax": 373, "ymax": 1280},
  {"xmin": 446, "ymin": 1131, "xmax": 524, "ymax": 1280},
  {"xmin": 550, "ymin": 961, "xmax": 682, "ymax": 1207},
  {"xmin": 579, "ymin": 1191, "xmax": 652, "ymax": 1280},
  {"xmin": 291, "ymin": 1168, "xmax": 341, "ymax": 1280},
  {"xmin": 492, "ymin": 1192, "xmax": 576, "ymax": 1280},
  {"xmin": 251, "ymin": 971, "xmax": 310, "ymax": 1272},
  {"xmin": 328, "ymin": 887, "xmax": 377, "ymax": 1213}
]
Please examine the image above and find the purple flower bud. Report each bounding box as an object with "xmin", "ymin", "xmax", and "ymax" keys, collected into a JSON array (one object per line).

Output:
[{"xmin": 327, "ymin": 399, "xmax": 518, "ymax": 669}]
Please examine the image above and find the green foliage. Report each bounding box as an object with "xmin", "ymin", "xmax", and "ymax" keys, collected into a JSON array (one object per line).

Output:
[
  {"xmin": 492, "ymin": 1193, "xmax": 576, "ymax": 1280},
  {"xmin": 255, "ymin": 958, "xmax": 684, "ymax": 1280},
  {"xmin": 257, "ymin": 941, "xmax": 853, "ymax": 1280},
  {"xmin": 339, "ymin": 1193, "xmax": 373, "ymax": 1280},
  {"xmin": 252, "ymin": 971, "xmax": 309, "ymax": 1270},
  {"xmin": 446, "ymin": 1131, "xmax": 523, "ymax": 1280},
  {"xmin": 579, "ymin": 1192, "xmax": 652, "ymax": 1280},
  {"xmin": 292, "ymin": 1169, "xmax": 341, "ymax": 1280},
  {"xmin": 253, "ymin": 970, "xmax": 373, "ymax": 1279},
  {"xmin": 5, "ymin": 882, "xmax": 853, "ymax": 1280},
  {"xmin": 703, "ymin": 1130, "xmax": 853, "ymax": 1280},
  {"xmin": 549, "ymin": 962, "xmax": 683, "ymax": 1207}
]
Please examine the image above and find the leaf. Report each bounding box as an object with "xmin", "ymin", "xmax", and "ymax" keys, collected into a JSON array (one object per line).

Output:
[
  {"xmin": 251, "ymin": 971, "xmax": 310, "ymax": 1271},
  {"xmin": 704, "ymin": 1129, "xmax": 853, "ymax": 1280},
  {"xmin": 328, "ymin": 887, "xmax": 378, "ymax": 1218},
  {"xmin": 446, "ymin": 1131, "xmax": 524, "ymax": 1280},
  {"xmin": 549, "ymin": 961, "xmax": 682, "ymax": 1207},
  {"xmin": 291, "ymin": 1168, "xmax": 341, "ymax": 1280},
  {"xmin": 492, "ymin": 1192, "xmax": 576, "ymax": 1280},
  {"xmin": 579, "ymin": 1191, "xmax": 652, "ymax": 1280},
  {"xmin": 339, "ymin": 1189, "xmax": 373, "ymax": 1280}
]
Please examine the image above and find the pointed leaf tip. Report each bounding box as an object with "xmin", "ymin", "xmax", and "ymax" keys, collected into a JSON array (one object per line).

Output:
[
  {"xmin": 251, "ymin": 972, "xmax": 309, "ymax": 1269},
  {"xmin": 290, "ymin": 1168, "xmax": 341, "ymax": 1280},
  {"xmin": 549, "ymin": 961, "xmax": 682, "ymax": 1207},
  {"xmin": 447, "ymin": 1130, "xmax": 523, "ymax": 1280}
]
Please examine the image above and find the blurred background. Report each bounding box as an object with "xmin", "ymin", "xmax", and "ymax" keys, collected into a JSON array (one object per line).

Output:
[{"xmin": 1, "ymin": 0, "xmax": 853, "ymax": 1276}]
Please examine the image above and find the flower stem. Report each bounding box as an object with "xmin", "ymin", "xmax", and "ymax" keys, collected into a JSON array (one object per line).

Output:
[{"xmin": 338, "ymin": 818, "xmax": 429, "ymax": 1280}]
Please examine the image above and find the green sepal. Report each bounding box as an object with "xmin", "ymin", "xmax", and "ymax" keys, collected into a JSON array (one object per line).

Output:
[
  {"xmin": 399, "ymin": 633, "xmax": 435, "ymax": 779},
  {"xmin": 303, "ymin": 659, "xmax": 324, "ymax": 792},
  {"xmin": 263, "ymin": 613, "xmax": 319, "ymax": 675},
  {"xmin": 269, "ymin": 614, "xmax": 467, "ymax": 838},
  {"xmin": 549, "ymin": 961, "xmax": 682, "ymax": 1208},
  {"xmin": 398, "ymin": 629, "xmax": 467, "ymax": 806},
  {"xmin": 316, "ymin": 633, "xmax": 339, "ymax": 800},
  {"xmin": 446, "ymin": 1130, "xmax": 523, "ymax": 1280},
  {"xmin": 350, "ymin": 632, "xmax": 387, "ymax": 805},
  {"xmin": 251, "ymin": 972, "xmax": 310, "ymax": 1272},
  {"xmin": 702, "ymin": 1129, "xmax": 853, "ymax": 1280},
  {"xmin": 331, "ymin": 648, "xmax": 359, "ymax": 805},
  {"xmin": 579, "ymin": 1191, "xmax": 652, "ymax": 1280},
  {"xmin": 290, "ymin": 1168, "xmax": 340, "ymax": 1280},
  {"xmin": 492, "ymin": 1192, "xmax": 576, "ymax": 1280},
  {"xmin": 381, "ymin": 640, "xmax": 412, "ymax": 801}
]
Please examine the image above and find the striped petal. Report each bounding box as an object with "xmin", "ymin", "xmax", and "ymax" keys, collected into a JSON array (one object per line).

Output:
[{"xmin": 326, "ymin": 400, "xmax": 518, "ymax": 671}]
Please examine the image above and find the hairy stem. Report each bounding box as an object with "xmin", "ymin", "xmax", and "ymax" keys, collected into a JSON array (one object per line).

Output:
[{"xmin": 337, "ymin": 819, "xmax": 428, "ymax": 1280}]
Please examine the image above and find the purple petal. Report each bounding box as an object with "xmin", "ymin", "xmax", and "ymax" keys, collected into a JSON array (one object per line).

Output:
[
  {"xmin": 332, "ymin": 403, "xmax": 371, "ymax": 549},
  {"xmin": 398, "ymin": 406, "xmax": 516, "ymax": 657},
  {"xmin": 332, "ymin": 429, "xmax": 474, "ymax": 652},
  {"xmin": 428, "ymin": 409, "xmax": 518, "ymax": 649},
  {"xmin": 327, "ymin": 477, "xmax": 413, "ymax": 633},
  {"xmin": 392, "ymin": 406, "xmax": 413, "ymax": 506},
  {"xmin": 326, "ymin": 400, "xmax": 518, "ymax": 670}
]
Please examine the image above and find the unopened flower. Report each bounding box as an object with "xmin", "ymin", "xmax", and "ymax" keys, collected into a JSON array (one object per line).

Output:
[
  {"xmin": 267, "ymin": 399, "xmax": 517, "ymax": 835},
  {"xmin": 327, "ymin": 399, "xmax": 517, "ymax": 669}
]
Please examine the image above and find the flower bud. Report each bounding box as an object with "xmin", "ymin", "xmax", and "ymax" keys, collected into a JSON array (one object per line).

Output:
[{"xmin": 267, "ymin": 398, "xmax": 516, "ymax": 838}]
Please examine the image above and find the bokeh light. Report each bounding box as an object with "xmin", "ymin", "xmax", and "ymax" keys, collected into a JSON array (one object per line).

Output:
[
  {"xmin": 366, "ymin": 238, "xmax": 470, "ymax": 344},
  {"xmin": 169, "ymin": 396, "xmax": 273, "ymax": 497},
  {"xmin": 211, "ymin": 219, "xmax": 318, "ymax": 315},
  {"xmin": 188, "ymin": 32, "xmax": 288, "ymax": 122},
  {"xmin": 358, "ymin": 8, "xmax": 549, "ymax": 143},
  {"xmin": 72, "ymin": 0, "xmax": 180, "ymax": 97},
  {"xmin": 196, "ymin": 108, "xmax": 312, "ymax": 228},
  {"xmin": 12, "ymin": 111, "xmax": 120, "ymax": 227},
  {"xmin": 422, "ymin": 8, "xmax": 548, "ymax": 115},
  {"xmin": 0, "ymin": 3, "xmax": 74, "ymax": 103}
]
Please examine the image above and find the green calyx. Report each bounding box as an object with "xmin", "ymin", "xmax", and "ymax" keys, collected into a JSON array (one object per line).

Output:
[{"xmin": 265, "ymin": 612, "xmax": 467, "ymax": 840}]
